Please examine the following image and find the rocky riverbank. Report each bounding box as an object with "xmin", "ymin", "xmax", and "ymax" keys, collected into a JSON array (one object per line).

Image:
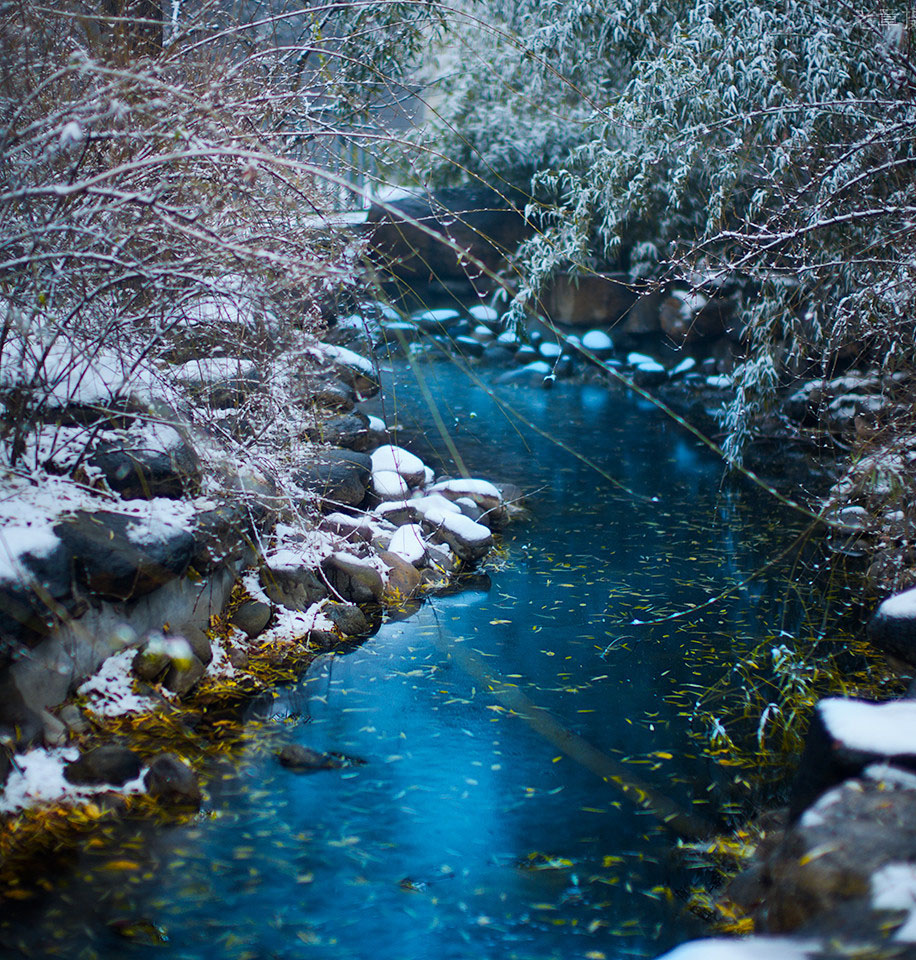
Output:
[{"xmin": 0, "ymin": 291, "xmax": 526, "ymax": 896}]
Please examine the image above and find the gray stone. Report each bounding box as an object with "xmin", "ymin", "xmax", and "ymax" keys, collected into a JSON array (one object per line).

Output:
[
  {"xmin": 58, "ymin": 703, "xmax": 90, "ymax": 735},
  {"xmin": 752, "ymin": 778, "xmax": 916, "ymax": 934},
  {"xmin": 326, "ymin": 553, "xmax": 385, "ymax": 602},
  {"xmin": 324, "ymin": 602, "xmax": 371, "ymax": 636},
  {"xmin": 40, "ymin": 708, "xmax": 68, "ymax": 748},
  {"xmin": 144, "ymin": 753, "xmax": 202, "ymax": 808},
  {"xmin": 181, "ymin": 625, "xmax": 212, "ymax": 667},
  {"xmin": 869, "ymin": 587, "xmax": 916, "ymax": 665},
  {"xmin": 230, "ymin": 600, "xmax": 272, "ymax": 639},
  {"xmin": 54, "ymin": 510, "xmax": 195, "ymax": 603},
  {"xmin": 132, "ymin": 641, "xmax": 171, "ymax": 682},
  {"xmin": 305, "ymin": 412, "xmax": 372, "ymax": 451},
  {"xmin": 64, "ymin": 745, "xmax": 142, "ymax": 786},
  {"xmin": 379, "ymin": 551, "xmax": 422, "ymax": 599},
  {"xmin": 454, "ymin": 335, "xmax": 485, "ymax": 358},
  {"xmin": 295, "ymin": 448, "xmax": 371, "ymax": 508},
  {"xmin": 162, "ymin": 654, "xmax": 205, "ymax": 697},
  {"xmin": 277, "ymin": 743, "xmax": 339, "ymax": 770},
  {"xmin": 88, "ymin": 429, "xmax": 201, "ymax": 500},
  {"xmin": 0, "ymin": 535, "xmax": 81, "ymax": 656},
  {"xmin": 0, "ymin": 674, "xmax": 43, "ymax": 748},
  {"xmin": 260, "ymin": 563, "xmax": 327, "ymax": 612}
]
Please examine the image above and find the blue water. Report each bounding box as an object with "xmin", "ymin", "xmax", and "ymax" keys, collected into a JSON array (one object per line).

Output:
[{"xmin": 1, "ymin": 355, "xmax": 863, "ymax": 960}]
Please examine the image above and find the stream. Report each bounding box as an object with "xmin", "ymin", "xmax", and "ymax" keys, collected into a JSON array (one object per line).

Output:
[{"xmin": 2, "ymin": 351, "xmax": 866, "ymax": 959}]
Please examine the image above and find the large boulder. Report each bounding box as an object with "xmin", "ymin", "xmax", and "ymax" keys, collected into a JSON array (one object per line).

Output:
[
  {"xmin": 259, "ymin": 559, "xmax": 327, "ymax": 612},
  {"xmin": 64, "ymin": 745, "xmax": 142, "ymax": 786},
  {"xmin": 295, "ymin": 448, "xmax": 372, "ymax": 508},
  {"xmin": 366, "ymin": 186, "xmax": 531, "ymax": 281},
  {"xmin": 88, "ymin": 420, "xmax": 201, "ymax": 500},
  {"xmin": 869, "ymin": 587, "xmax": 916, "ymax": 664},
  {"xmin": 0, "ymin": 530, "xmax": 80, "ymax": 656},
  {"xmin": 789, "ymin": 697, "xmax": 916, "ymax": 819},
  {"xmin": 54, "ymin": 510, "xmax": 195, "ymax": 603},
  {"xmin": 304, "ymin": 411, "xmax": 373, "ymax": 451},
  {"xmin": 749, "ymin": 776, "xmax": 916, "ymax": 935},
  {"xmin": 144, "ymin": 754, "xmax": 202, "ymax": 808}
]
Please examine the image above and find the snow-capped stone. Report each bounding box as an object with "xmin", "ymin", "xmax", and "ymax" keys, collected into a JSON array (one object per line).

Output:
[
  {"xmin": 368, "ymin": 415, "xmax": 387, "ymax": 432},
  {"xmin": 370, "ymin": 445, "xmax": 427, "ymax": 488},
  {"xmin": 388, "ymin": 524, "xmax": 427, "ymax": 566},
  {"xmin": 626, "ymin": 351, "xmax": 656, "ymax": 366},
  {"xmin": 411, "ymin": 308, "xmax": 460, "ymax": 328},
  {"xmin": 870, "ymin": 586, "xmax": 916, "ymax": 664},
  {"xmin": 581, "ymin": 329, "xmax": 614, "ymax": 357},
  {"xmin": 408, "ymin": 494, "xmax": 462, "ymax": 519},
  {"xmin": 705, "ymin": 374, "xmax": 732, "ymax": 389},
  {"xmin": 419, "ymin": 507, "xmax": 493, "ymax": 561},
  {"xmin": 471, "ymin": 324, "xmax": 495, "ymax": 343},
  {"xmin": 497, "ymin": 330, "xmax": 519, "ymax": 346},
  {"xmin": 429, "ymin": 478, "xmax": 502, "ymax": 511},
  {"xmin": 327, "ymin": 551, "xmax": 386, "ymax": 601},
  {"xmin": 468, "ymin": 305, "xmax": 499, "ymax": 324},
  {"xmin": 373, "ymin": 470, "xmax": 409, "ymax": 500},
  {"xmin": 669, "ymin": 356, "xmax": 697, "ymax": 378},
  {"xmin": 538, "ymin": 341, "xmax": 562, "ymax": 360}
]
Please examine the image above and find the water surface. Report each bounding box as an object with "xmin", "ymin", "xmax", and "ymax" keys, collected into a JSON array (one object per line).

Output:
[{"xmin": 2, "ymin": 354, "xmax": 863, "ymax": 960}]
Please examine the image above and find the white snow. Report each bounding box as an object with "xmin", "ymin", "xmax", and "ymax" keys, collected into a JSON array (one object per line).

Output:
[
  {"xmin": 0, "ymin": 746, "xmax": 148, "ymax": 814},
  {"xmin": 656, "ymin": 937, "xmax": 822, "ymax": 960},
  {"xmin": 819, "ymin": 697, "xmax": 916, "ymax": 756},
  {"xmin": 423, "ymin": 507, "xmax": 491, "ymax": 544},
  {"xmin": 864, "ymin": 763, "xmax": 916, "ymax": 791},
  {"xmin": 412, "ymin": 308, "xmax": 459, "ymax": 324},
  {"xmin": 373, "ymin": 470, "xmax": 409, "ymax": 499},
  {"xmin": 170, "ymin": 357, "xmax": 256, "ymax": 384},
  {"xmin": 429, "ymin": 478, "xmax": 502, "ymax": 505},
  {"xmin": 497, "ymin": 331, "xmax": 518, "ymax": 346},
  {"xmin": 538, "ymin": 342, "xmax": 562, "ymax": 359},
  {"xmin": 872, "ymin": 863, "xmax": 916, "ymax": 940},
  {"xmin": 627, "ymin": 352, "xmax": 655, "ymax": 365},
  {"xmin": 368, "ymin": 415, "xmax": 387, "ymax": 432},
  {"xmin": 370, "ymin": 445, "xmax": 426, "ymax": 484},
  {"xmin": 877, "ymin": 586, "xmax": 916, "ymax": 619},
  {"xmin": 77, "ymin": 649, "xmax": 159, "ymax": 717},
  {"xmin": 313, "ymin": 342, "xmax": 375, "ymax": 376},
  {"xmin": 0, "ymin": 523, "xmax": 60, "ymax": 582},
  {"xmin": 520, "ymin": 361, "xmax": 551, "ymax": 375},
  {"xmin": 637, "ymin": 360, "xmax": 665, "ymax": 374},
  {"xmin": 388, "ymin": 524, "xmax": 427, "ymax": 565},
  {"xmin": 671, "ymin": 357, "xmax": 697, "ymax": 375},
  {"xmin": 582, "ymin": 330, "xmax": 613, "ymax": 351},
  {"xmin": 468, "ymin": 305, "xmax": 499, "ymax": 323},
  {"xmin": 408, "ymin": 494, "xmax": 462, "ymax": 519},
  {"xmin": 705, "ymin": 375, "xmax": 733, "ymax": 389}
]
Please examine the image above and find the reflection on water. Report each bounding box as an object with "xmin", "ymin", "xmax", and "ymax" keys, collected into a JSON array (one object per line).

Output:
[{"xmin": 1, "ymin": 357, "xmax": 864, "ymax": 959}]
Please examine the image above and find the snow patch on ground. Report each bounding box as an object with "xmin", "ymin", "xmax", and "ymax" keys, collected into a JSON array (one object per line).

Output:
[{"xmin": 77, "ymin": 649, "xmax": 159, "ymax": 717}]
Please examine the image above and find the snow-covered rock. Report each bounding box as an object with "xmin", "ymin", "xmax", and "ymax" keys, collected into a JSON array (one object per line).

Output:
[
  {"xmin": 388, "ymin": 524, "xmax": 427, "ymax": 566},
  {"xmin": 429, "ymin": 478, "xmax": 502, "ymax": 512},
  {"xmin": 370, "ymin": 444, "xmax": 427, "ymax": 488},
  {"xmin": 581, "ymin": 329, "xmax": 614, "ymax": 358},
  {"xmin": 419, "ymin": 506, "xmax": 493, "ymax": 561},
  {"xmin": 869, "ymin": 587, "xmax": 916, "ymax": 664},
  {"xmin": 468, "ymin": 304, "xmax": 499, "ymax": 324},
  {"xmin": 373, "ymin": 469, "xmax": 410, "ymax": 500},
  {"xmin": 538, "ymin": 341, "xmax": 562, "ymax": 360}
]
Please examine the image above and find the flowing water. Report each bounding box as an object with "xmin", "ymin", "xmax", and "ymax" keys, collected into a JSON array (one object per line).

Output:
[{"xmin": 2, "ymin": 352, "xmax": 866, "ymax": 960}]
